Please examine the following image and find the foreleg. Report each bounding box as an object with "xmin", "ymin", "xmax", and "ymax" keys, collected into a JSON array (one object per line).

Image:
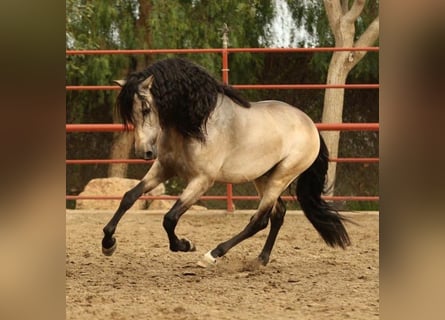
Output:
[
  {"xmin": 162, "ymin": 176, "xmax": 213, "ymax": 252},
  {"xmin": 102, "ymin": 161, "xmax": 169, "ymax": 255}
]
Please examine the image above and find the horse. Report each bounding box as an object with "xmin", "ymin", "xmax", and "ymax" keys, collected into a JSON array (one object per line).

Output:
[{"xmin": 102, "ymin": 57, "xmax": 351, "ymax": 267}]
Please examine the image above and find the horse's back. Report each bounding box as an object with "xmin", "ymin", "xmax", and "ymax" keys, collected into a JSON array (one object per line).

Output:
[
  {"xmin": 242, "ymin": 100, "xmax": 319, "ymax": 148},
  {"xmin": 249, "ymin": 100, "xmax": 315, "ymax": 125},
  {"xmin": 250, "ymin": 99, "xmax": 318, "ymax": 149}
]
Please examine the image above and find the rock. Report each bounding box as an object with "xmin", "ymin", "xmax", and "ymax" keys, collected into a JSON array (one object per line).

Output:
[{"xmin": 76, "ymin": 177, "xmax": 163, "ymax": 210}]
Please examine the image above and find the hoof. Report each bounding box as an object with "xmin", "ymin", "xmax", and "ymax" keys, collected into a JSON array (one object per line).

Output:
[
  {"xmin": 197, "ymin": 251, "xmax": 217, "ymax": 268},
  {"xmin": 183, "ymin": 238, "xmax": 196, "ymax": 252},
  {"xmin": 173, "ymin": 238, "xmax": 196, "ymax": 252},
  {"xmin": 257, "ymin": 255, "xmax": 269, "ymax": 266},
  {"xmin": 102, "ymin": 238, "xmax": 117, "ymax": 256}
]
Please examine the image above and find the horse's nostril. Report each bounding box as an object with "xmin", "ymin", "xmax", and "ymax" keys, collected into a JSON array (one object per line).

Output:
[{"xmin": 144, "ymin": 151, "xmax": 154, "ymax": 160}]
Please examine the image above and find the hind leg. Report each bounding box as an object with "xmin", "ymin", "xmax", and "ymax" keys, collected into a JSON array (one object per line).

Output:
[
  {"xmin": 198, "ymin": 168, "xmax": 297, "ymax": 267},
  {"xmin": 257, "ymin": 197, "xmax": 286, "ymax": 265},
  {"xmin": 253, "ymin": 177, "xmax": 287, "ymax": 265},
  {"xmin": 198, "ymin": 200, "xmax": 273, "ymax": 267}
]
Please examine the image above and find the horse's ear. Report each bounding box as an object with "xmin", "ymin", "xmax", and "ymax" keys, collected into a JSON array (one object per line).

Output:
[
  {"xmin": 141, "ymin": 75, "xmax": 154, "ymax": 90},
  {"xmin": 112, "ymin": 80, "xmax": 126, "ymax": 87}
]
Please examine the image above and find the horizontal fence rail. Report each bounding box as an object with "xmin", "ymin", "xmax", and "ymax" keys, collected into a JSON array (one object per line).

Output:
[
  {"xmin": 66, "ymin": 47, "xmax": 379, "ymax": 55},
  {"xmin": 66, "ymin": 123, "xmax": 379, "ymax": 132},
  {"xmin": 66, "ymin": 84, "xmax": 379, "ymax": 91},
  {"xmin": 66, "ymin": 195, "xmax": 379, "ymax": 202},
  {"xmin": 66, "ymin": 46, "xmax": 379, "ymax": 209}
]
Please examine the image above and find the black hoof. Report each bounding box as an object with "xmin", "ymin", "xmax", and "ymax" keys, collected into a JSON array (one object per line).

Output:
[
  {"xmin": 257, "ymin": 254, "xmax": 269, "ymax": 266},
  {"xmin": 102, "ymin": 237, "xmax": 117, "ymax": 256},
  {"xmin": 186, "ymin": 239, "xmax": 196, "ymax": 252},
  {"xmin": 170, "ymin": 238, "xmax": 196, "ymax": 252},
  {"xmin": 182, "ymin": 238, "xmax": 196, "ymax": 252}
]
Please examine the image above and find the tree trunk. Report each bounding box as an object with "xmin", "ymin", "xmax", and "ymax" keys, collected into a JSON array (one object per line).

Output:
[
  {"xmin": 321, "ymin": 52, "xmax": 349, "ymax": 192},
  {"xmin": 321, "ymin": 0, "xmax": 379, "ymax": 195},
  {"xmin": 108, "ymin": 130, "xmax": 134, "ymax": 177}
]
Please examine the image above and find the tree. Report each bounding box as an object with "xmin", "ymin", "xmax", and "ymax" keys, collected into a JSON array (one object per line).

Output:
[{"xmin": 321, "ymin": 0, "xmax": 379, "ymax": 195}]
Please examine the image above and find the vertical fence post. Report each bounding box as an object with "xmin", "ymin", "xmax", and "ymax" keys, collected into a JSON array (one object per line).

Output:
[
  {"xmin": 221, "ymin": 23, "xmax": 229, "ymax": 84},
  {"xmin": 221, "ymin": 24, "xmax": 234, "ymax": 212}
]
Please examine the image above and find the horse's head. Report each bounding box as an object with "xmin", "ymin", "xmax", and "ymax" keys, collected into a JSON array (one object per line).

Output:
[{"xmin": 114, "ymin": 75, "xmax": 160, "ymax": 160}]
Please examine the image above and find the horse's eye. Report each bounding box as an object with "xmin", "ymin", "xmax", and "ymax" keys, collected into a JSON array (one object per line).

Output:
[{"xmin": 142, "ymin": 107, "xmax": 151, "ymax": 117}]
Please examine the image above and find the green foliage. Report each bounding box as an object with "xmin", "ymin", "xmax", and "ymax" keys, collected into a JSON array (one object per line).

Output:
[
  {"xmin": 147, "ymin": 0, "xmax": 273, "ymax": 83},
  {"xmin": 66, "ymin": 0, "xmax": 139, "ymax": 127}
]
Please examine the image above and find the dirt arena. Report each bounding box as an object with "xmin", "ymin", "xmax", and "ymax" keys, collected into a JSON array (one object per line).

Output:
[{"xmin": 66, "ymin": 210, "xmax": 379, "ymax": 320}]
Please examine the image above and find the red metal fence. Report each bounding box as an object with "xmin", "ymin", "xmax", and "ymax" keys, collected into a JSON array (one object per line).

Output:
[{"xmin": 66, "ymin": 47, "xmax": 379, "ymax": 210}]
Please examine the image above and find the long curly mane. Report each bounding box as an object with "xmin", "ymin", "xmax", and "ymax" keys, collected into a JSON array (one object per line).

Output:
[{"xmin": 116, "ymin": 58, "xmax": 251, "ymax": 141}]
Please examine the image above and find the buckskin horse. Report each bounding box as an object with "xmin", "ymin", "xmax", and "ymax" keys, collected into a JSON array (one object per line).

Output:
[{"xmin": 101, "ymin": 58, "xmax": 350, "ymax": 267}]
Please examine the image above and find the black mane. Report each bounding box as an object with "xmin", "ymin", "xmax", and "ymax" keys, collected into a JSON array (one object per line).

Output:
[{"xmin": 116, "ymin": 58, "xmax": 251, "ymax": 141}]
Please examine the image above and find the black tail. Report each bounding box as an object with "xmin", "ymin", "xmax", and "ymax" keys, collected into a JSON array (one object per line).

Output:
[{"xmin": 295, "ymin": 134, "xmax": 351, "ymax": 249}]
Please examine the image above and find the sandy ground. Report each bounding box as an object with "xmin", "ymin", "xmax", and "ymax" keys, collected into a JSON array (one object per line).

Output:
[{"xmin": 66, "ymin": 210, "xmax": 379, "ymax": 320}]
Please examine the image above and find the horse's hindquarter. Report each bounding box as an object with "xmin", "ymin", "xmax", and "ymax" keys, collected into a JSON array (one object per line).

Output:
[{"xmin": 208, "ymin": 99, "xmax": 320, "ymax": 183}]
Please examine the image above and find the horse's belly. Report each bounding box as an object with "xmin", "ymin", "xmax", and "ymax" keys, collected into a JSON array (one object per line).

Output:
[{"xmin": 216, "ymin": 153, "xmax": 281, "ymax": 183}]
